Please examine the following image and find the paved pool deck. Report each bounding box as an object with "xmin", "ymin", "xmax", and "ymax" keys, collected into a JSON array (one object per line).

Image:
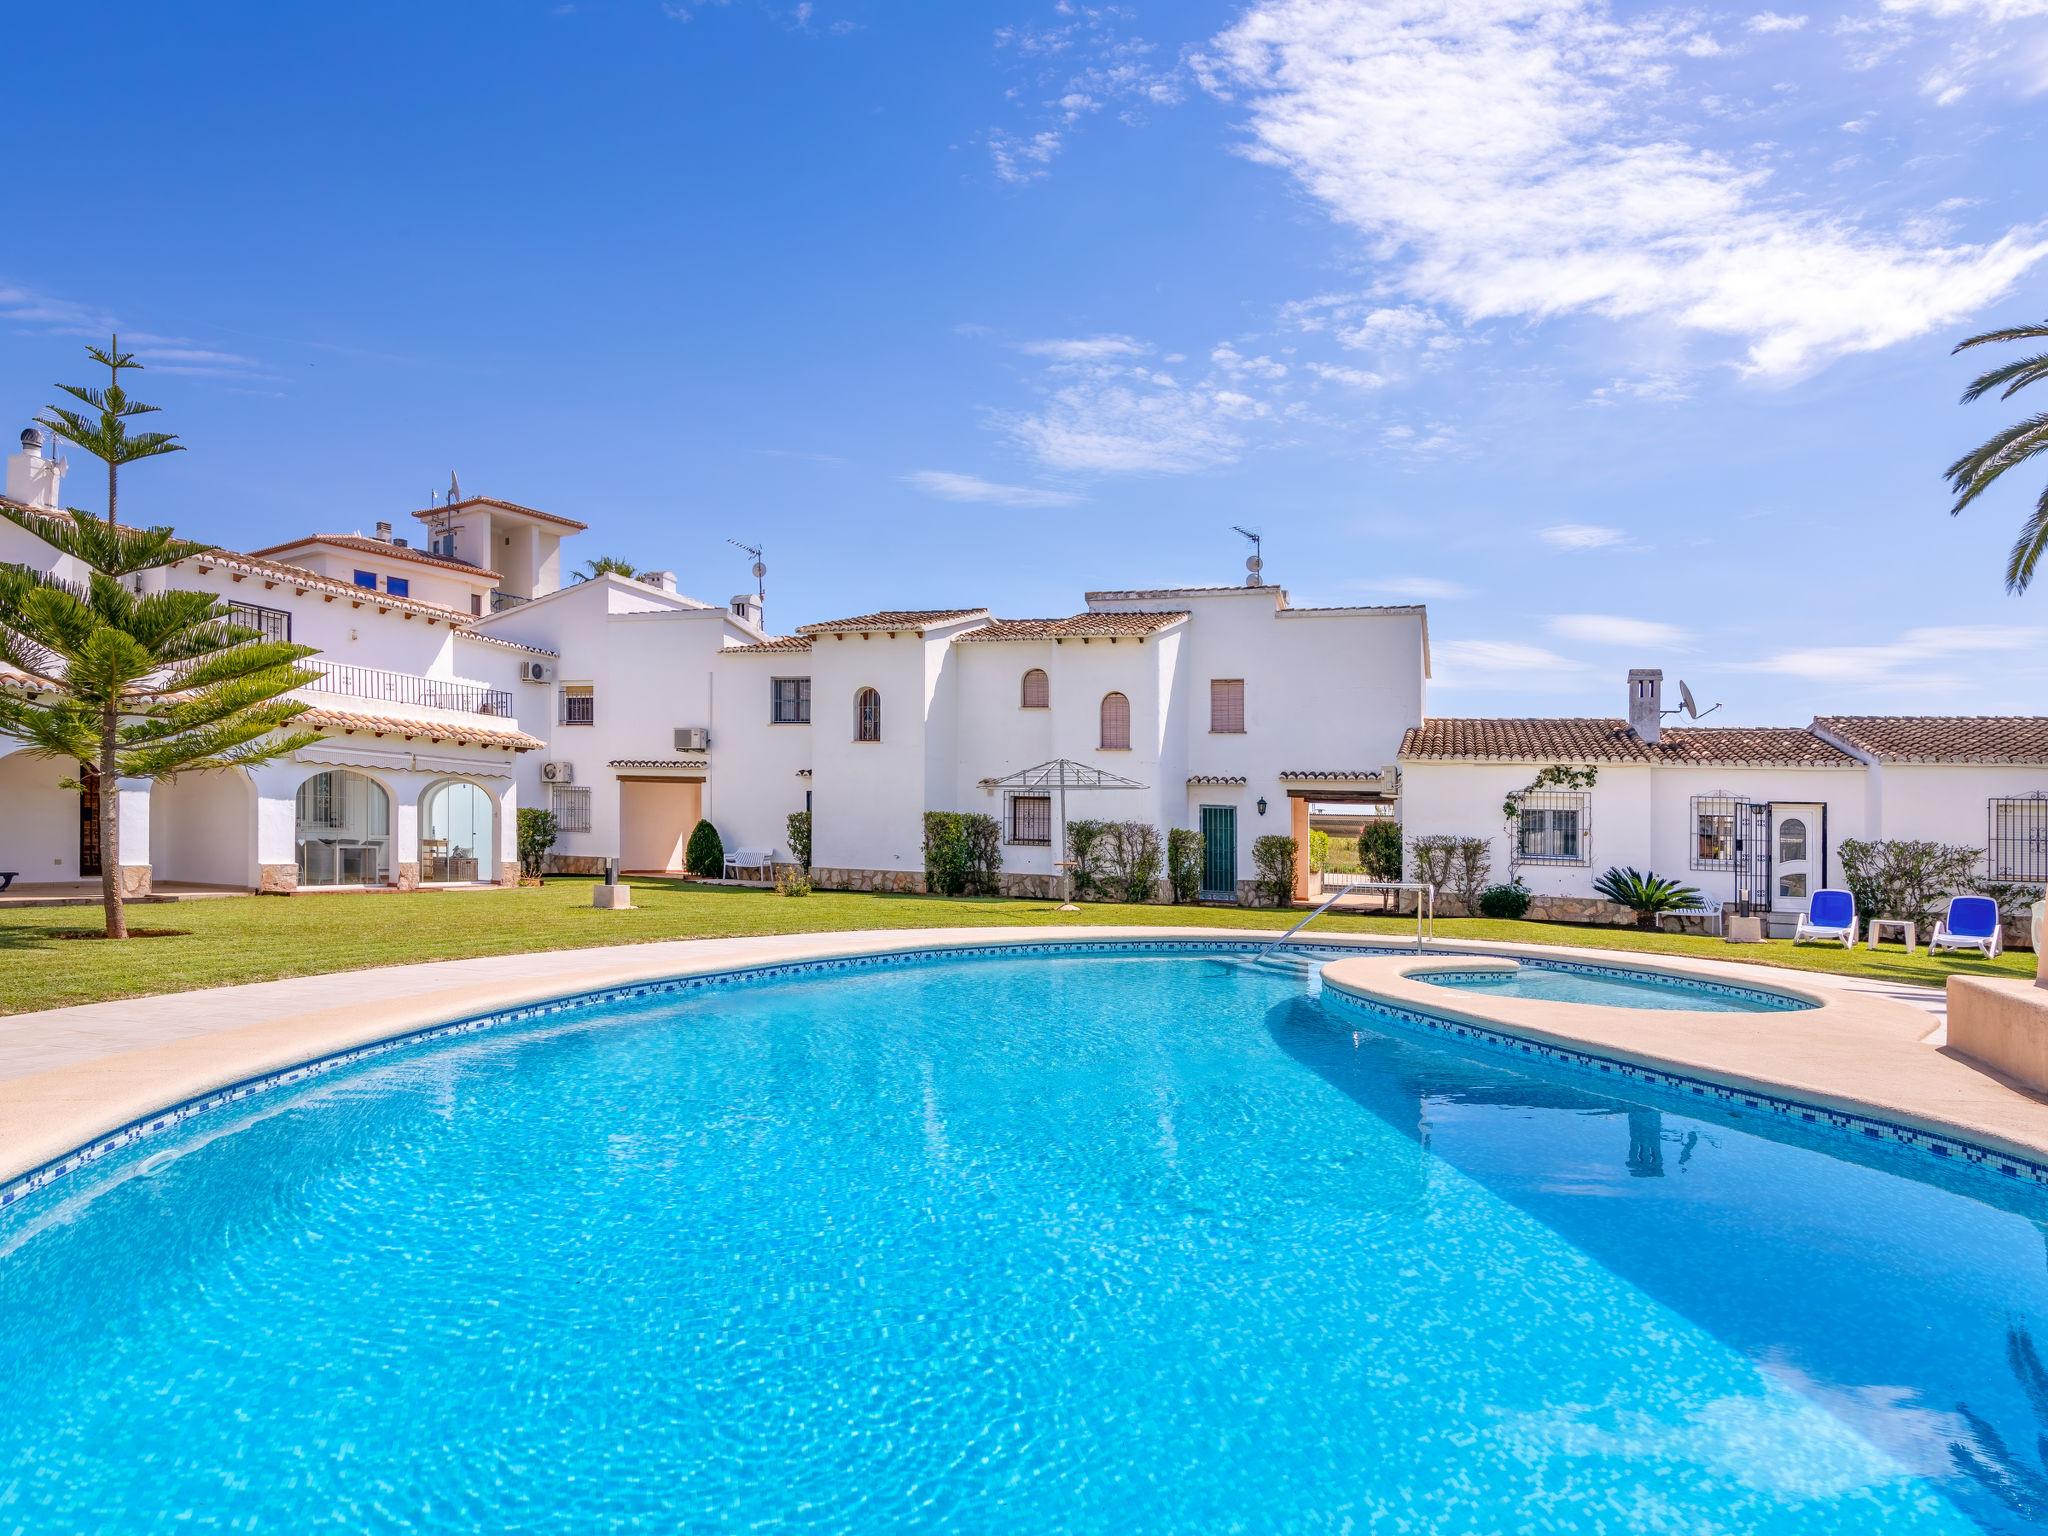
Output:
[{"xmin": 1, "ymin": 925, "xmax": 2038, "ymax": 1197}]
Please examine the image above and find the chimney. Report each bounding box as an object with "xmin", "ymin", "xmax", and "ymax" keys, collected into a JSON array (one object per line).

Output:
[
  {"xmin": 6, "ymin": 426, "xmax": 66, "ymax": 512},
  {"xmin": 1628, "ymin": 667, "xmax": 1663, "ymax": 744},
  {"xmin": 643, "ymin": 569, "xmax": 678, "ymax": 593},
  {"xmin": 730, "ymin": 592, "xmax": 763, "ymax": 627},
  {"xmin": 373, "ymin": 520, "xmax": 394, "ymax": 542}
]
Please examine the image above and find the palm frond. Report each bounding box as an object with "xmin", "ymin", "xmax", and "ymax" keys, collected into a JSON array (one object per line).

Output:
[
  {"xmin": 2006, "ymin": 485, "xmax": 2048, "ymax": 595},
  {"xmin": 1961, "ymin": 352, "xmax": 2048, "ymax": 405},
  {"xmin": 1945, "ymin": 413, "xmax": 2048, "ymax": 516},
  {"xmin": 1955, "ymin": 321, "xmax": 2048, "ymax": 354}
]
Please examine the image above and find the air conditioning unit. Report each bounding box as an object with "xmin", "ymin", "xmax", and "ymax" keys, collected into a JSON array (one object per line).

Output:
[
  {"xmin": 675, "ymin": 726, "xmax": 710, "ymax": 752},
  {"xmin": 520, "ymin": 659, "xmax": 555, "ymax": 684},
  {"xmin": 541, "ymin": 761, "xmax": 575, "ymax": 784}
]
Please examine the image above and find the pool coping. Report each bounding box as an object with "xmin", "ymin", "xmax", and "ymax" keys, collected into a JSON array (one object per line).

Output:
[{"xmin": 1, "ymin": 926, "xmax": 2040, "ymax": 1208}]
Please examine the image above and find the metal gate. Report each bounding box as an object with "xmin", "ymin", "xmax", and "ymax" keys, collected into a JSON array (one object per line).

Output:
[
  {"xmin": 1200, "ymin": 805, "xmax": 1237, "ymax": 901},
  {"xmin": 1731, "ymin": 801, "xmax": 1772, "ymax": 917}
]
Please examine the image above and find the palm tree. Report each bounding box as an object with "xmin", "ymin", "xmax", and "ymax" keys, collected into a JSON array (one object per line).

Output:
[
  {"xmin": 37, "ymin": 335, "xmax": 184, "ymax": 533},
  {"xmin": 1947, "ymin": 319, "xmax": 2048, "ymax": 594},
  {"xmin": 576, "ymin": 556, "xmax": 640, "ymax": 581},
  {"xmin": 0, "ymin": 509, "xmax": 320, "ymax": 938}
]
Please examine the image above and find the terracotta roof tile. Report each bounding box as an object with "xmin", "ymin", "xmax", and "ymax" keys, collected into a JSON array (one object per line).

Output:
[
  {"xmin": 175, "ymin": 553, "xmax": 477, "ymax": 621},
  {"xmin": 1278, "ymin": 768, "xmax": 1388, "ymax": 781},
  {"xmin": 608, "ymin": 758, "xmax": 709, "ymax": 770},
  {"xmin": 300, "ymin": 707, "xmax": 543, "ymax": 751},
  {"xmin": 408, "ymin": 496, "xmax": 589, "ymax": 532},
  {"xmin": 247, "ymin": 534, "xmax": 501, "ymax": 581},
  {"xmin": 956, "ymin": 611, "xmax": 1190, "ymax": 642},
  {"xmin": 1814, "ymin": 716, "xmax": 2048, "ymax": 764},
  {"xmin": 1186, "ymin": 774, "xmax": 1248, "ymax": 785},
  {"xmin": 723, "ymin": 635, "xmax": 815, "ymax": 654},
  {"xmin": 796, "ymin": 608, "xmax": 990, "ymax": 634},
  {"xmin": 1400, "ymin": 718, "xmax": 1858, "ymax": 766}
]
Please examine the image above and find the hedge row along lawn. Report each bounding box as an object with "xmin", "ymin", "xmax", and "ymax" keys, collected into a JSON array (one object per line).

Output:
[{"xmin": 0, "ymin": 877, "xmax": 2030, "ymax": 1015}]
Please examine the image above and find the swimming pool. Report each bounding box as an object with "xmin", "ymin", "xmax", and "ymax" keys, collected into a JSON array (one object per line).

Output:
[
  {"xmin": 1417, "ymin": 959, "xmax": 1814, "ymax": 1012},
  {"xmin": 1, "ymin": 947, "xmax": 2041, "ymax": 1533}
]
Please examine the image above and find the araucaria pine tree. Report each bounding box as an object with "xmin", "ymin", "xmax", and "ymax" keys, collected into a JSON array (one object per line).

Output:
[{"xmin": 37, "ymin": 335, "xmax": 185, "ymax": 533}]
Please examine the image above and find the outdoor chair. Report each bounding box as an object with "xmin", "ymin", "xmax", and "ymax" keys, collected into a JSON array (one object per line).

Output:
[
  {"xmin": 1658, "ymin": 892, "xmax": 1723, "ymax": 936},
  {"xmin": 1929, "ymin": 895, "xmax": 2003, "ymax": 960},
  {"xmin": 1792, "ymin": 889, "xmax": 1857, "ymax": 947},
  {"xmin": 0, "ymin": 872, "xmax": 14, "ymax": 892},
  {"xmin": 723, "ymin": 847, "xmax": 775, "ymax": 880}
]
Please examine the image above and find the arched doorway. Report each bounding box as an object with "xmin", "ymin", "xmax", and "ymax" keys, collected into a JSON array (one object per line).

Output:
[
  {"xmin": 420, "ymin": 780, "xmax": 496, "ymax": 883},
  {"xmin": 295, "ymin": 769, "xmax": 393, "ymax": 887}
]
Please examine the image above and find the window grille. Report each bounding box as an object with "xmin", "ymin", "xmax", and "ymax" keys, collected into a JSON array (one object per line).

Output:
[
  {"xmin": 1099, "ymin": 691, "xmax": 1130, "ymax": 750},
  {"xmin": 855, "ymin": 687, "xmax": 881, "ymax": 742},
  {"xmin": 1210, "ymin": 678, "xmax": 1245, "ymax": 734},
  {"xmin": 225, "ymin": 600, "xmax": 291, "ymax": 645},
  {"xmin": 1690, "ymin": 795, "xmax": 1738, "ymax": 870},
  {"xmin": 561, "ymin": 686, "xmax": 595, "ymax": 726},
  {"xmin": 551, "ymin": 785, "xmax": 592, "ymax": 834},
  {"xmin": 771, "ymin": 676, "xmax": 811, "ymax": 724},
  {"xmin": 1008, "ymin": 793, "xmax": 1053, "ymax": 846},
  {"xmin": 1989, "ymin": 795, "xmax": 2048, "ymax": 882},
  {"xmin": 1516, "ymin": 791, "xmax": 1589, "ymax": 865},
  {"xmin": 1020, "ymin": 668, "xmax": 1049, "ymax": 709}
]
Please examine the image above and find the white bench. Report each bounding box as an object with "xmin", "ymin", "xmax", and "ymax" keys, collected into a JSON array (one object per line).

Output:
[
  {"xmin": 1657, "ymin": 893, "xmax": 1723, "ymax": 936},
  {"xmin": 722, "ymin": 847, "xmax": 775, "ymax": 880}
]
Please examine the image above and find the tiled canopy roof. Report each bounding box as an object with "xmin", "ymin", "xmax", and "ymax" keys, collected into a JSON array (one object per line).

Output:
[
  {"xmin": 956, "ymin": 611, "xmax": 1190, "ymax": 642},
  {"xmin": 247, "ymin": 534, "xmax": 501, "ymax": 580},
  {"xmin": 458, "ymin": 630, "xmax": 559, "ymax": 658},
  {"xmin": 408, "ymin": 496, "xmax": 589, "ymax": 532},
  {"xmin": 723, "ymin": 635, "xmax": 814, "ymax": 654},
  {"xmin": 299, "ymin": 707, "xmax": 543, "ymax": 751},
  {"xmin": 1815, "ymin": 716, "xmax": 2048, "ymax": 764},
  {"xmin": 609, "ymin": 758, "xmax": 708, "ymax": 770},
  {"xmin": 1278, "ymin": 768, "xmax": 1387, "ymax": 781},
  {"xmin": 798, "ymin": 609, "xmax": 990, "ymax": 634},
  {"xmin": 1186, "ymin": 774, "xmax": 1248, "ymax": 785},
  {"xmin": 1086, "ymin": 584, "xmax": 1281, "ymax": 601},
  {"xmin": 1400, "ymin": 718, "xmax": 1859, "ymax": 767}
]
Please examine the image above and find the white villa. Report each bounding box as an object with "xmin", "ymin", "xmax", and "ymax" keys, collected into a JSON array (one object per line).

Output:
[{"xmin": 2, "ymin": 424, "xmax": 2044, "ymax": 923}]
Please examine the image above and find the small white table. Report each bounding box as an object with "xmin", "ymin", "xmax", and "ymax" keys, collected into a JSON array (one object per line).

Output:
[{"xmin": 1866, "ymin": 917, "xmax": 1917, "ymax": 954}]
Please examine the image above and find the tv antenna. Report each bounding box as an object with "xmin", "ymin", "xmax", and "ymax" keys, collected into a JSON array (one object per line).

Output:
[
  {"xmin": 1666, "ymin": 679, "xmax": 1722, "ymax": 722},
  {"xmin": 728, "ymin": 537, "xmax": 766, "ymax": 606},
  {"xmin": 1232, "ymin": 525, "xmax": 1264, "ymax": 587}
]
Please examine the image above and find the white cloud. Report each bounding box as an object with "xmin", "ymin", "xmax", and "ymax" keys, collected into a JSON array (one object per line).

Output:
[
  {"xmin": 1746, "ymin": 10, "xmax": 1809, "ymax": 30},
  {"xmin": 1211, "ymin": 342, "xmax": 1289, "ymax": 379},
  {"xmin": 1200, "ymin": 0, "xmax": 2048, "ymax": 378},
  {"xmin": 1016, "ymin": 334, "xmax": 1149, "ymax": 361},
  {"xmin": 1353, "ymin": 574, "xmax": 1472, "ymax": 598},
  {"xmin": 1588, "ymin": 373, "xmax": 1693, "ymax": 404},
  {"xmin": 1432, "ymin": 639, "xmax": 1589, "ymax": 689},
  {"xmin": 990, "ymin": 129, "xmax": 1065, "ymax": 184},
  {"xmin": 1306, "ymin": 361, "xmax": 1389, "ymax": 388},
  {"xmin": 989, "ymin": 10, "xmax": 1185, "ymax": 182},
  {"xmin": 1009, "ymin": 377, "xmax": 1252, "ymax": 473},
  {"xmin": 901, "ymin": 470, "xmax": 1084, "ymax": 508},
  {"xmin": 1539, "ymin": 523, "xmax": 1627, "ymax": 550},
  {"xmin": 1547, "ymin": 613, "xmax": 1692, "ymax": 648},
  {"xmin": 1881, "ymin": 0, "xmax": 2047, "ymax": 19},
  {"xmin": 1743, "ymin": 624, "xmax": 2047, "ymax": 683}
]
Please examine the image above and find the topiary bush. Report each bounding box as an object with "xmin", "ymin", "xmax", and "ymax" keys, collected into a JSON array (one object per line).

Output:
[
  {"xmin": 1167, "ymin": 827, "xmax": 1204, "ymax": 904},
  {"xmin": 961, "ymin": 812, "xmax": 1002, "ymax": 896},
  {"xmin": 684, "ymin": 819, "xmax": 724, "ymax": 877},
  {"xmin": 1065, "ymin": 818, "xmax": 1108, "ymax": 901},
  {"xmin": 922, "ymin": 811, "xmax": 1003, "ymax": 896},
  {"xmin": 1251, "ymin": 834, "xmax": 1298, "ymax": 907},
  {"xmin": 516, "ymin": 806, "xmax": 558, "ymax": 880},
  {"xmin": 1477, "ymin": 883, "xmax": 1532, "ymax": 920},
  {"xmin": 785, "ymin": 810, "xmax": 812, "ymax": 871}
]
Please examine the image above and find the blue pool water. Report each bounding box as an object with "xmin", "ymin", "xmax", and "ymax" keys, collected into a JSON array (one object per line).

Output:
[
  {"xmin": 1419, "ymin": 960, "xmax": 1813, "ymax": 1012},
  {"xmin": 2, "ymin": 949, "xmax": 2044, "ymax": 1533}
]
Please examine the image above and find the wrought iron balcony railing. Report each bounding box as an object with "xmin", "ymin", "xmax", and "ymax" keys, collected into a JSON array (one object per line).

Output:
[{"xmin": 303, "ymin": 660, "xmax": 516, "ymax": 718}]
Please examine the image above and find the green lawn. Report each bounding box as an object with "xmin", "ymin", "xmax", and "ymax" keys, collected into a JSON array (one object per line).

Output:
[{"xmin": 0, "ymin": 878, "xmax": 2031, "ymax": 1016}]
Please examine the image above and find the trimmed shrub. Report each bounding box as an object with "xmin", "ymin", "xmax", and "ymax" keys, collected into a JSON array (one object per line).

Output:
[
  {"xmin": 1167, "ymin": 827, "xmax": 1204, "ymax": 904},
  {"xmin": 1065, "ymin": 818, "xmax": 1109, "ymax": 901},
  {"xmin": 1409, "ymin": 833, "xmax": 1491, "ymax": 913},
  {"xmin": 1251, "ymin": 834, "xmax": 1298, "ymax": 907},
  {"xmin": 1309, "ymin": 828, "xmax": 1330, "ymax": 873},
  {"xmin": 516, "ymin": 807, "xmax": 558, "ymax": 879},
  {"xmin": 785, "ymin": 810, "xmax": 812, "ymax": 871},
  {"xmin": 1357, "ymin": 820, "xmax": 1403, "ymax": 881},
  {"xmin": 922, "ymin": 811, "xmax": 1003, "ymax": 896},
  {"xmin": 1839, "ymin": 838, "xmax": 1985, "ymax": 933},
  {"xmin": 1101, "ymin": 821, "xmax": 1165, "ymax": 904},
  {"xmin": 773, "ymin": 864, "xmax": 812, "ymax": 898},
  {"xmin": 1477, "ymin": 883, "xmax": 1532, "ymax": 920},
  {"xmin": 684, "ymin": 819, "xmax": 724, "ymax": 877}
]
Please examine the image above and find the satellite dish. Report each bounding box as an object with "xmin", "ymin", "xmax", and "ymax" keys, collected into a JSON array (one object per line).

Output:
[
  {"xmin": 752, "ymin": 560, "xmax": 767, "ymax": 581},
  {"xmin": 1678, "ymin": 679, "xmax": 1698, "ymax": 718}
]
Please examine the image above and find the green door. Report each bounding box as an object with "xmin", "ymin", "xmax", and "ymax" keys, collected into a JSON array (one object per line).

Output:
[{"xmin": 1200, "ymin": 805, "xmax": 1237, "ymax": 901}]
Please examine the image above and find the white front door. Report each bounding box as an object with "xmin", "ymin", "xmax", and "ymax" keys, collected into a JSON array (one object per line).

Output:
[{"xmin": 1770, "ymin": 804, "xmax": 1821, "ymax": 913}]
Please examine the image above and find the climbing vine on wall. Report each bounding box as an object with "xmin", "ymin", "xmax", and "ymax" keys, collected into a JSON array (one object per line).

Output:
[{"xmin": 1502, "ymin": 764, "xmax": 1599, "ymax": 881}]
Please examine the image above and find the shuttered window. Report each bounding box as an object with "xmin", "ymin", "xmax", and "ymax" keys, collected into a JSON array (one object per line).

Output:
[
  {"xmin": 1099, "ymin": 692, "xmax": 1130, "ymax": 750},
  {"xmin": 1210, "ymin": 679, "xmax": 1245, "ymax": 734},
  {"xmin": 1020, "ymin": 668, "xmax": 1049, "ymax": 709}
]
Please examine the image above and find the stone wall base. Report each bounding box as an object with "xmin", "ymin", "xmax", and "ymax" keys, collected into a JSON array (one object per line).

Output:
[
  {"xmin": 395, "ymin": 861, "xmax": 421, "ymax": 893},
  {"xmin": 999, "ymin": 873, "xmax": 1063, "ymax": 900},
  {"xmin": 545, "ymin": 854, "xmax": 610, "ymax": 877},
  {"xmin": 258, "ymin": 863, "xmax": 298, "ymax": 895},
  {"xmin": 118, "ymin": 865, "xmax": 151, "ymax": 898},
  {"xmin": 811, "ymin": 866, "xmax": 927, "ymax": 894}
]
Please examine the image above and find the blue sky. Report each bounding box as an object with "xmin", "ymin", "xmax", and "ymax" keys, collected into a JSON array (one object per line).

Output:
[{"xmin": 4, "ymin": 0, "xmax": 2045, "ymax": 722}]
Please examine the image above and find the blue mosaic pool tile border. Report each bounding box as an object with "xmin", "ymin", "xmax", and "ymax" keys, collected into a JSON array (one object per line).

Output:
[
  {"xmin": 1318, "ymin": 982, "xmax": 2048, "ymax": 1188},
  {"xmin": 6, "ymin": 936, "xmax": 2034, "ymax": 1210}
]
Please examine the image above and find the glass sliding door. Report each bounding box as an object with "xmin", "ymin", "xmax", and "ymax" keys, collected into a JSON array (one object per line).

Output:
[{"xmin": 295, "ymin": 771, "xmax": 392, "ymax": 887}]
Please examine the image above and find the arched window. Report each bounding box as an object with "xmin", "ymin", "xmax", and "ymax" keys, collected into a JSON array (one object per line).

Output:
[
  {"xmin": 294, "ymin": 770, "xmax": 392, "ymax": 887},
  {"xmin": 1778, "ymin": 817, "xmax": 1807, "ymax": 863},
  {"xmin": 855, "ymin": 687, "xmax": 882, "ymax": 742},
  {"xmin": 1021, "ymin": 668, "xmax": 1050, "ymax": 709},
  {"xmin": 1099, "ymin": 691, "xmax": 1131, "ymax": 750},
  {"xmin": 422, "ymin": 780, "xmax": 496, "ymax": 883}
]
